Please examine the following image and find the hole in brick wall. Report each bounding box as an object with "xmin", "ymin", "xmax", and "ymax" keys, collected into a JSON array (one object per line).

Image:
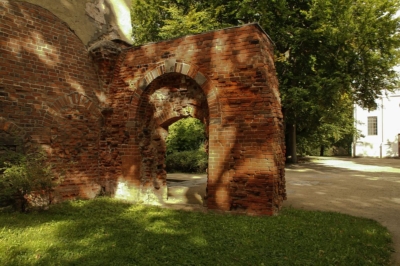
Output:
[
  {"xmin": 165, "ymin": 117, "xmax": 208, "ymax": 206},
  {"xmin": 165, "ymin": 117, "xmax": 207, "ymax": 171},
  {"xmin": 135, "ymin": 72, "xmax": 210, "ymax": 207}
]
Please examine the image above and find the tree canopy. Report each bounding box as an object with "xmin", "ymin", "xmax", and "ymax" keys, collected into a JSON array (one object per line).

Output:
[{"xmin": 131, "ymin": 0, "xmax": 400, "ymax": 157}]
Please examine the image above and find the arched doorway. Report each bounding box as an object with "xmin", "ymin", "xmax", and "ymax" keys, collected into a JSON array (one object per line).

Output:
[
  {"xmin": 110, "ymin": 26, "xmax": 287, "ymax": 215},
  {"xmin": 131, "ymin": 72, "xmax": 210, "ymax": 204},
  {"xmin": 165, "ymin": 117, "xmax": 207, "ymax": 206}
]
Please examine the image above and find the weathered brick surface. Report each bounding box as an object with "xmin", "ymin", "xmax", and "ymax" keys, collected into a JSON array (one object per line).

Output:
[
  {"xmin": 0, "ymin": 1, "xmax": 103, "ymax": 201},
  {"xmin": 104, "ymin": 24, "xmax": 286, "ymax": 215},
  {"xmin": 1, "ymin": 0, "xmax": 285, "ymax": 215}
]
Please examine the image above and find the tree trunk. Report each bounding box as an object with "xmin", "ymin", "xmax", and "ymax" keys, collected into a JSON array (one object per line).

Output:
[
  {"xmin": 287, "ymin": 123, "xmax": 297, "ymax": 163},
  {"xmin": 320, "ymin": 145, "xmax": 324, "ymax": 156}
]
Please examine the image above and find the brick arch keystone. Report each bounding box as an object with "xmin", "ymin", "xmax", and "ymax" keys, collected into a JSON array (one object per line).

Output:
[{"xmin": 135, "ymin": 59, "xmax": 220, "ymax": 122}]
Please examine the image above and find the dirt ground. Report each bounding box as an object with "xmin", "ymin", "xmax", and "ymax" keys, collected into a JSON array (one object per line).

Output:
[
  {"xmin": 284, "ymin": 156, "xmax": 400, "ymax": 265},
  {"xmin": 165, "ymin": 156, "xmax": 400, "ymax": 265}
]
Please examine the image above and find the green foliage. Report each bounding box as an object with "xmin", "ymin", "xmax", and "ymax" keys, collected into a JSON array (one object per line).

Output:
[
  {"xmin": 131, "ymin": 0, "xmax": 230, "ymax": 45},
  {"xmin": 165, "ymin": 118, "xmax": 207, "ymax": 173},
  {"xmin": 166, "ymin": 117, "xmax": 206, "ymax": 154},
  {"xmin": 258, "ymin": 0, "xmax": 400, "ymax": 152},
  {"xmin": 0, "ymin": 148, "xmax": 58, "ymax": 212},
  {"xmin": 131, "ymin": 0, "xmax": 400, "ymax": 153},
  {"xmin": 295, "ymin": 93, "xmax": 356, "ymax": 155},
  {"xmin": 159, "ymin": 4, "xmax": 219, "ymax": 40},
  {"xmin": 131, "ymin": 0, "xmax": 168, "ymax": 45},
  {"xmin": 166, "ymin": 149, "xmax": 208, "ymax": 173},
  {"xmin": 0, "ymin": 199, "xmax": 393, "ymax": 265}
]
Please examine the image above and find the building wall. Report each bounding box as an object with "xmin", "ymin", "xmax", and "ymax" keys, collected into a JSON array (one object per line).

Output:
[
  {"xmin": 1, "ymin": 0, "xmax": 286, "ymax": 215},
  {"xmin": 94, "ymin": 24, "xmax": 286, "ymax": 215},
  {"xmin": 8, "ymin": 0, "xmax": 132, "ymax": 46},
  {"xmin": 354, "ymin": 90, "xmax": 400, "ymax": 157},
  {"xmin": 0, "ymin": 0, "xmax": 104, "ymax": 201}
]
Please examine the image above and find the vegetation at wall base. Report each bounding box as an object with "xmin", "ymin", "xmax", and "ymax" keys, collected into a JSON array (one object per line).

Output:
[
  {"xmin": 0, "ymin": 198, "xmax": 393, "ymax": 265},
  {"xmin": 0, "ymin": 147, "xmax": 59, "ymax": 212}
]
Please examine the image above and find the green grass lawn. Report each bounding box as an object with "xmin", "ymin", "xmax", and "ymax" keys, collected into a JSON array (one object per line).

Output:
[{"xmin": 0, "ymin": 198, "xmax": 393, "ymax": 266}]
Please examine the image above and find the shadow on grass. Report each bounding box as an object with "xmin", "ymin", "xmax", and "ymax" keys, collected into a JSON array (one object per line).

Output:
[{"xmin": 0, "ymin": 198, "xmax": 393, "ymax": 265}]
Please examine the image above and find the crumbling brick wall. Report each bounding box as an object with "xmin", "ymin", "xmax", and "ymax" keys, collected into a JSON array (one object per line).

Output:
[
  {"xmin": 1, "ymin": 0, "xmax": 285, "ymax": 215},
  {"xmin": 99, "ymin": 24, "xmax": 286, "ymax": 215},
  {"xmin": 0, "ymin": 0, "xmax": 104, "ymax": 201}
]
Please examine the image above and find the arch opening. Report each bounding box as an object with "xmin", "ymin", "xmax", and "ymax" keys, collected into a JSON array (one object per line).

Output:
[
  {"xmin": 165, "ymin": 117, "xmax": 208, "ymax": 206},
  {"xmin": 134, "ymin": 72, "xmax": 210, "ymax": 205}
]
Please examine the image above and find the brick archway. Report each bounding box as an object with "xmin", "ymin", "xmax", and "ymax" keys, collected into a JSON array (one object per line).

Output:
[
  {"xmin": 104, "ymin": 24, "xmax": 287, "ymax": 215},
  {"xmin": 135, "ymin": 71, "xmax": 210, "ymax": 204},
  {"xmin": 122, "ymin": 59, "xmax": 220, "ymax": 122},
  {"xmin": 1, "ymin": 1, "xmax": 285, "ymax": 215},
  {"xmin": 114, "ymin": 61, "xmax": 214, "ymax": 204},
  {"xmin": 89, "ymin": 24, "xmax": 286, "ymax": 215},
  {"xmin": 134, "ymin": 60, "xmax": 217, "ymax": 126}
]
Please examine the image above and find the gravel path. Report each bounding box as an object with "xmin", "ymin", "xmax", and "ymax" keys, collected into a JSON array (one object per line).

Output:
[{"xmin": 284, "ymin": 157, "xmax": 400, "ymax": 265}]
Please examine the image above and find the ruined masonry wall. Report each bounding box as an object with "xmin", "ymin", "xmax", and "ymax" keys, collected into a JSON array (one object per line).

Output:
[
  {"xmin": 0, "ymin": 0, "xmax": 286, "ymax": 215},
  {"xmin": 102, "ymin": 24, "xmax": 286, "ymax": 215},
  {"xmin": 0, "ymin": 1, "xmax": 104, "ymax": 201}
]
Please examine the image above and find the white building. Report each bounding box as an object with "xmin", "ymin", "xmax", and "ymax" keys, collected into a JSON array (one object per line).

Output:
[{"xmin": 354, "ymin": 89, "xmax": 400, "ymax": 157}]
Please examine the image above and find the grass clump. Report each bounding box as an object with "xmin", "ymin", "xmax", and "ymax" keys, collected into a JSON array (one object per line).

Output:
[{"xmin": 0, "ymin": 198, "xmax": 393, "ymax": 265}]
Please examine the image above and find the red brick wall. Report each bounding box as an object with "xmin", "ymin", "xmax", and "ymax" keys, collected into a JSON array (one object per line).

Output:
[
  {"xmin": 103, "ymin": 24, "xmax": 286, "ymax": 215},
  {"xmin": 1, "ymin": 0, "xmax": 285, "ymax": 215},
  {"xmin": 0, "ymin": 1, "xmax": 103, "ymax": 201}
]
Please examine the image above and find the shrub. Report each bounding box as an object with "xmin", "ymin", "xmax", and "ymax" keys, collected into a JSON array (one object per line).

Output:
[
  {"xmin": 166, "ymin": 117, "xmax": 205, "ymax": 154},
  {"xmin": 0, "ymin": 147, "xmax": 58, "ymax": 212},
  {"xmin": 165, "ymin": 117, "xmax": 208, "ymax": 173},
  {"xmin": 166, "ymin": 149, "xmax": 207, "ymax": 173}
]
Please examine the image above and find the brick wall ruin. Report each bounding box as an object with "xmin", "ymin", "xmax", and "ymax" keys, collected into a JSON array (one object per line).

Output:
[
  {"xmin": 0, "ymin": 0, "xmax": 106, "ymax": 201},
  {"xmin": 0, "ymin": 0, "xmax": 286, "ymax": 215}
]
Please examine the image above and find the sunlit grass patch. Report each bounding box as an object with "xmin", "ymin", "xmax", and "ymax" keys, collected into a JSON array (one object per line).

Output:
[{"xmin": 0, "ymin": 198, "xmax": 393, "ymax": 265}]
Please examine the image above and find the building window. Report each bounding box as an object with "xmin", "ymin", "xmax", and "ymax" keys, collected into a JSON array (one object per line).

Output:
[{"xmin": 368, "ymin": 116, "xmax": 378, "ymax": 135}]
